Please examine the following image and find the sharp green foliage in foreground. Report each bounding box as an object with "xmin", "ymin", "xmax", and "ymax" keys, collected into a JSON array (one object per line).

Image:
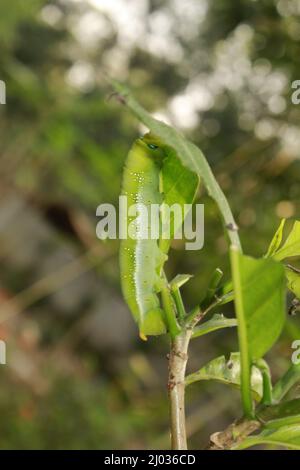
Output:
[
  {"xmin": 257, "ymin": 399, "xmax": 300, "ymax": 429},
  {"xmin": 111, "ymin": 80, "xmax": 241, "ymax": 249},
  {"xmin": 234, "ymin": 424, "xmax": 300, "ymax": 450},
  {"xmin": 271, "ymin": 220, "xmax": 300, "ymax": 261},
  {"xmin": 120, "ymin": 133, "xmax": 198, "ymax": 337},
  {"xmin": 230, "ymin": 247, "xmax": 286, "ymax": 417},
  {"xmin": 192, "ymin": 314, "xmax": 237, "ymax": 339},
  {"xmin": 185, "ymin": 353, "xmax": 264, "ymax": 402}
]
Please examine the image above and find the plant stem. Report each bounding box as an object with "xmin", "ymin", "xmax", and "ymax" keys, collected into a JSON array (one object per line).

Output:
[{"xmin": 168, "ymin": 328, "xmax": 192, "ymax": 450}]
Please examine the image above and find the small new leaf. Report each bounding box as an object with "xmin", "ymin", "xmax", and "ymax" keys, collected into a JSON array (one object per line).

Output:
[
  {"xmin": 265, "ymin": 218, "xmax": 286, "ymax": 258},
  {"xmin": 192, "ymin": 314, "xmax": 237, "ymax": 339},
  {"xmin": 272, "ymin": 220, "xmax": 300, "ymax": 261}
]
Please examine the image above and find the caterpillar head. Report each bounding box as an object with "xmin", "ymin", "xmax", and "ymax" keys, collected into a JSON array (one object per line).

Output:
[{"xmin": 139, "ymin": 133, "xmax": 166, "ymax": 161}]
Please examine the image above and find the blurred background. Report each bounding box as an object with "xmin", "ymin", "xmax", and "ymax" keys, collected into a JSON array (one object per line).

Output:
[{"xmin": 0, "ymin": 0, "xmax": 300, "ymax": 449}]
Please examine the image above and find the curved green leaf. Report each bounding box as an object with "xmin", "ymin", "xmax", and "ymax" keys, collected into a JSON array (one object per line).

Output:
[
  {"xmin": 185, "ymin": 352, "xmax": 263, "ymax": 402},
  {"xmin": 192, "ymin": 314, "xmax": 237, "ymax": 339},
  {"xmin": 160, "ymin": 145, "xmax": 199, "ymax": 253}
]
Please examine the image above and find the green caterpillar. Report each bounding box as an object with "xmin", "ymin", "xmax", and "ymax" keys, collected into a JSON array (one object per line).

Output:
[{"xmin": 120, "ymin": 133, "xmax": 199, "ymax": 338}]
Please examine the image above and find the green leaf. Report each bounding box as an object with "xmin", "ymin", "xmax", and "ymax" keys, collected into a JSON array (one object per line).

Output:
[
  {"xmin": 230, "ymin": 247, "xmax": 286, "ymax": 417},
  {"xmin": 285, "ymin": 266, "xmax": 300, "ymax": 299},
  {"xmin": 110, "ymin": 80, "xmax": 241, "ymax": 249},
  {"xmin": 272, "ymin": 220, "xmax": 300, "ymax": 261},
  {"xmin": 185, "ymin": 352, "xmax": 264, "ymax": 401},
  {"xmin": 265, "ymin": 219, "xmax": 286, "ymax": 258},
  {"xmin": 160, "ymin": 147, "xmax": 199, "ymax": 252},
  {"xmin": 235, "ymin": 424, "xmax": 300, "ymax": 450},
  {"xmin": 192, "ymin": 314, "xmax": 237, "ymax": 339},
  {"xmin": 257, "ymin": 399, "xmax": 300, "ymax": 429}
]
